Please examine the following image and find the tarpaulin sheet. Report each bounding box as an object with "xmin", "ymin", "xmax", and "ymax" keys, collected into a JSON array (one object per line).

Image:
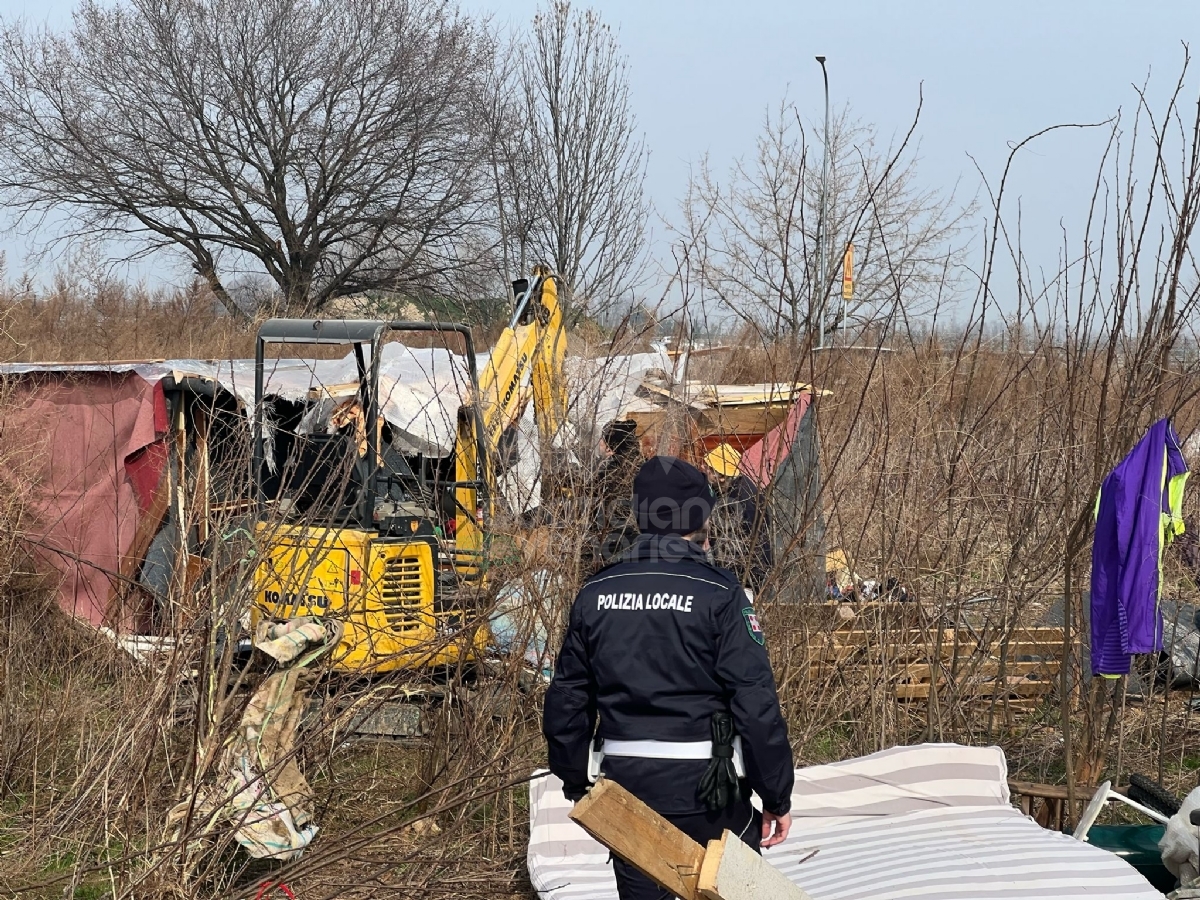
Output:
[
  {"xmin": 740, "ymin": 391, "xmax": 812, "ymax": 488},
  {"xmin": 5, "ymin": 372, "xmax": 168, "ymax": 630}
]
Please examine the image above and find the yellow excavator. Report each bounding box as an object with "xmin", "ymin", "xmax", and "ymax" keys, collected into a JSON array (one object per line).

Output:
[{"xmin": 250, "ymin": 269, "xmax": 566, "ymax": 672}]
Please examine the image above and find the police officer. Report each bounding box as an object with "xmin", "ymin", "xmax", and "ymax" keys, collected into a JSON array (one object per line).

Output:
[
  {"xmin": 588, "ymin": 419, "xmax": 643, "ymax": 569},
  {"xmin": 543, "ymin": 456, "xmax": 794, "ymax": 900}
]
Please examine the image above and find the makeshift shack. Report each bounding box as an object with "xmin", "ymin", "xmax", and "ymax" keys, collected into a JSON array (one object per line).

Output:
[
  {"xmin": 611, "ymin": 370, "xmax": 829, "ymax": 600},
  {"xmin": 0, "ymin": 362, "xmax": 246, "ymax": 634},
  {"xmin": 3, "ymin": 333, "xmax": 831, "ymax": 637}
]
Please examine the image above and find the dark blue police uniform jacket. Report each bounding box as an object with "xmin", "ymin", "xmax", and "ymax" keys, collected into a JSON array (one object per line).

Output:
[{"xmin": 543, "ymin": 533, "xmax": 794, "ymax": 817}]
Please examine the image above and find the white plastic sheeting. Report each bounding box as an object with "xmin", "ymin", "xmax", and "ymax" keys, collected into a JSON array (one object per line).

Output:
[
  {"xmin": 500, "ymin": 348, "xmax": 672, "ymax": 512},
  {"xmin": 203, "ymin": 344, "xmax": 475, "ymax": 456},
  {"xmin": 564, "ymin": 349, "xmax": 673, "ymax": 433},
  {"xmin": 209, "ymin": 344, "xmax": 671, "ymax": 513},
  {"xmin": 198, "ymin": 343, "xmax": 671, "ymax": 458},
  {"xmin": 1, "ymin": 344, "xmax": 673, "ymax": 514}
]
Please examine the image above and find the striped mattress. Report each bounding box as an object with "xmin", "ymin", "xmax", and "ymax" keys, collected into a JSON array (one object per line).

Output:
[{"xmin": 527, "ymin": 743, "xmax": 1162, "ymax": 900}]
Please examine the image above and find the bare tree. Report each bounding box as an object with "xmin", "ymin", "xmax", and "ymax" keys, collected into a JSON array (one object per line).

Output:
[
  {"xmin": 496, "ymin": 1, "xmax": 649, "ymax": 320},
  {"xmin": 0, "ymin": 0, "xmax": 494, "ymax": 316},
  {"xmin": 679, "ymin": 99, "xmax": 972, "ymax": 341}
]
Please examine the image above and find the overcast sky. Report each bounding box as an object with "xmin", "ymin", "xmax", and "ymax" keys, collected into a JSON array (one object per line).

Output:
[{"xmin": 1, "ymin": 0, "xmax": 1197, "ymax": 309}]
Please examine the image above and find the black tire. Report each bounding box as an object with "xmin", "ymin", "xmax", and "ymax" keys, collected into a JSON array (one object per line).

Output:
[{"xmin": 1127, "ymin": 773, "xmax": 1182, "ymax": 817}]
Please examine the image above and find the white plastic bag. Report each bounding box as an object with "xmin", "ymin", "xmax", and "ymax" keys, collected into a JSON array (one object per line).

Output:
[{"xmin": 1161, "ymin": 786, "xmax": 1200, "ymax": 882}]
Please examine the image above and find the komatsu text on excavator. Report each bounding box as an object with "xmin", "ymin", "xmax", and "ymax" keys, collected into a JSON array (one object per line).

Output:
[{"xmin": 250, "ymin": 269, "xmax": 566, "ymax": 672}]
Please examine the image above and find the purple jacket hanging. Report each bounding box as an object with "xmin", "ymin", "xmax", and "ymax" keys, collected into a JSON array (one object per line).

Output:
[{"xmin": 1090, "ymin": 418, "xmax": 1189, "ymax": 676}]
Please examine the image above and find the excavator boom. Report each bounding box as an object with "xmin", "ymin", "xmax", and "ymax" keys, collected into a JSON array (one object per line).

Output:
[{"xmin": 454, "ymin": 269, "xmax": 566, "ymax": 557}]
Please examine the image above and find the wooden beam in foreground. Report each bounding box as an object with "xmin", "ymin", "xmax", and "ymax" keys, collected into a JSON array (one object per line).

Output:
[
  {"xmin": 569, "ymin": 779, "xmax": 811, "ymax": 900},
  {"xmin": 570, "ymin": 778, "xmax": 706, "ymax": 900}
]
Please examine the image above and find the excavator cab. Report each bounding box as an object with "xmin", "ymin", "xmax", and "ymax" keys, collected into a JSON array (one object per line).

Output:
[
  {"xmin": 249, "ymin": 271, "xmax": 566, "ymax": 673},
  {"xmin": 250, "ymin": 318, "xmax": 491, "ymax": 671}
]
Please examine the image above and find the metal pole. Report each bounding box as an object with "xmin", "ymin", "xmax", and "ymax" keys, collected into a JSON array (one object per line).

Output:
[
  {"xmin": 816, "ymin": 56, "xmax": 830, "ymax": 349},
  {"xmin": 842, "ymin": 244, "xmax": 849, "ymax": 347}
]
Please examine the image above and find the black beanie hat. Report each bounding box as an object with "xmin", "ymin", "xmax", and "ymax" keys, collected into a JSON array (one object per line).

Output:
[{"xmin": 632, "ymin": 456, "xmax": 714, "ymax": 536}]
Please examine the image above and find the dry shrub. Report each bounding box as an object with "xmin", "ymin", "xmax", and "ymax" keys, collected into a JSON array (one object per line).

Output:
[
  {"xmin": 0, "ymin": 366, "xmax": 179, "ymax": 896},
  {"xmin": 0, "ymin": 278, "xmax": 255, "ymax": 363},
  {"xmin": 5, "ymin": 300, "xmax": 1200, "ymax": 897}
]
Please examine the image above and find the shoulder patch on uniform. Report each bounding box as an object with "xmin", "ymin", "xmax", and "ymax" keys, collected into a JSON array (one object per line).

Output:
[{"xmin": 742, "ymin": 606, "xmax": 764, "ymax": 645}]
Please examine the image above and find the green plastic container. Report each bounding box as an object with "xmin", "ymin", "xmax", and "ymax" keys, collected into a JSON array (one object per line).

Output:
[{"xmin": 1086, "ymin": 824, "xmax": 1175, "ymax": 894}]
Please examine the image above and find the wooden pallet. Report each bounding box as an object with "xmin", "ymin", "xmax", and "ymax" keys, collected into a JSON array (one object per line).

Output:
[
  {"xmin": 802, "ymin": 626, "xmax": 1064, "ymax": 705},
  {"xmin": 1008, "ymin": 780, "xmax": 1104, "ymax": 830}
]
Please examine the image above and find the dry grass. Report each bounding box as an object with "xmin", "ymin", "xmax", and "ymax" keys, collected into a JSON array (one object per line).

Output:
[
  {"xmin": 0, "ymin": 279, "xmax": 257, "ymax": 362},
  {"xmin": 0, "ymin": 289, "xmax": 1197, "ymax": 898}
]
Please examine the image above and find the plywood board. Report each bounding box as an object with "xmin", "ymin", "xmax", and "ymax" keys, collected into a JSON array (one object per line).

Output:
[
  {"xmin": 570, "ymin": 781, "xmax": 814, "ymax": 900},
  {"xmin": 697, "ymin": 831, "xmax": 814, "ymax": 900}
]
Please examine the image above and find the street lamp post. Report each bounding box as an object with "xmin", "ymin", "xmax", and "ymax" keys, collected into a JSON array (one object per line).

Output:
[{"xmin": 815, "ymin": 56, "xmax": 830, "ymax": 349}]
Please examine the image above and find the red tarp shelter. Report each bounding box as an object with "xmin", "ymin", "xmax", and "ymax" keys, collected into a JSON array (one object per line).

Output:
[
  {"xmin": 739, "ymin": 391, "xmax": 812, "ymax": 488},
  {"xmin": 5, "ymin": 370, "xmax": 171, "ymax": 631}
]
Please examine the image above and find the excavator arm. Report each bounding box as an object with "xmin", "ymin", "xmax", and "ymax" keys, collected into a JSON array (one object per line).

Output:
[
  {"xmin": 530, "ymin": 275, "xmax": 567, "ymax": 448},
  {"xmin": 452, "ymin": 269, "xmax": 567, "ymax": 567}
]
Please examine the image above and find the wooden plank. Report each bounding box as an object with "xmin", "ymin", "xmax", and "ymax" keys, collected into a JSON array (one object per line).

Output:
[
  {"xmin": 828, "ymin": 628, "xmax": 960, "ymax": 646},
  {"xmin": 119, "ymin": 466, "xmax": 172, "ymax": 582},
  {"xmin": 827, "ymin": 626, "xmax": 1064, "ymax": 649},
  {"xmin": 894, "ymin": 660, "xmax": 1058, "ymax": 681},
  {"xmin": 809, "ymin": 660, "xmax": 1061, "ymax": 682},
  {"xmin": 990, "ymin": 642, "xmax": 1065, "ymax": 658},
  {"xmin": 810, "ymin": 644, "xmax": 959, "ymax": 664},
  {"xmin": 813, "ymin": 646, "xmax": 1060, "ymax": 666},
  {"xmin": 811, "ymin": 632, "xmax": 1064, "ymax": 662},
  {"xmin": 818, "ymin": 625, "xmax": 1063, "ymax": 640},
  {"xmin": 1008, "ymin": 627, "xmax": 1066, "ymax": 640},
  {"xmin": 306, "ymin": 380, "xmax": 362, "ymax": 399},
  {"xmin": 1008, "ymin": 781, "xmax": 1099, "ymax": 802},
  {"xmin": 570, "ymin": 779, "xmax": 705, "ymax": 900},
  {"xmin": 895, "ymin": 677, "xmax": 1053, "ymax": 700},
  {"xmin": 168, "ymin": 396, "xmax": 188, "ymax": 630},
  {"xmin": 183, "ymin": 553, "xmax": 208, "ymax": 594},
  {"xmin": 697, "ymin": 831, "xmax": 813, "ymax": 900},
  {"xmin": 192, "ymin": 403, "xmax": 210, "ymax": 545}
]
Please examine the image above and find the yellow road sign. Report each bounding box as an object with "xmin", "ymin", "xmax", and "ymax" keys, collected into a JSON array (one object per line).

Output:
[{"xmin": 842, "ymin": 243, "xmax": 854, "ymax": 300}]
